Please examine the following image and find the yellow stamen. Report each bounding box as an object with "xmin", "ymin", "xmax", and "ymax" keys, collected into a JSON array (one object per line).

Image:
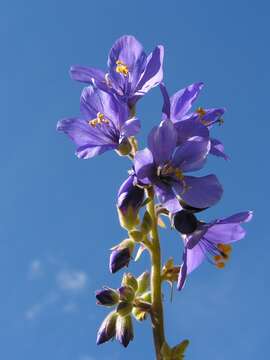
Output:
[
  {"xmin": 116, "ymin": 60, "xmax": 129, "ymax": 77},
  {"xmin": 196, "ymin": 107, "xmax": 206, "ymax": 117},
  {"xmin": 214, "ymin": 255, "xmax": 222, "ymax": 262},
  {"xmin": 214, "ymin": 243, "xmax": 233, "ymax": 269},
  {"xmin": 218, "ymin": 244, "xmax": 232, "ymax": 255},
  {"xmin": 88, "ymin": 112, "xmax": 110, "ymax": 127},
  {"xmin": 216, "ymin": 262, "xmax": 225, "ymax": 269}
]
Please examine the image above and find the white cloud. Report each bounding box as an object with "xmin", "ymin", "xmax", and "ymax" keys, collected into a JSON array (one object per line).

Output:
[
  {"xmin": 79, "ymin": 356, "xmax": 95, "ymax": 360},
  {"xmin": 28, "ymin": 259, "xmax": 43, "ymax": 279},
  {"xmin": 25, "ymin": 303, "xmax": 43, "ymax": 320},
  {"xmin": 56, "ymin": 270, "xmax": 88, "ymax": 292},
  {"xmin": 63, "ymin": 302, "xmax": 78, "ymax": 313},
  {"xmin": 25, "ymin": 259, "xmax": 89, "ymax": 320},
  {"xmin": 25, "ymin": 292, "xmax": 60, "ymax": 320}
]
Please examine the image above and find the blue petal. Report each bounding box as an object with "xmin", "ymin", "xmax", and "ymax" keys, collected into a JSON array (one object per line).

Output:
[
  {"xmin": 170, "ymin": 82, "xmax": 204, "ymax": 122},
  {"xmin": 148, "ymin": 120, "xmax": 177, "ymax": 166}
]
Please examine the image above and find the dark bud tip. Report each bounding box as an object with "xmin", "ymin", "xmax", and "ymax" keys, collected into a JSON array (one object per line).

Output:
[
  {"xmin": 95, "ymin": 287, "xmax": 119, "ymax": 306},
  {"xmin": 109, "ymin": 248, "xmax": 131, "ymax": 274},
  {"xmin": 173, "ymin": 210, "xmax": 198, "ymax": 234}
]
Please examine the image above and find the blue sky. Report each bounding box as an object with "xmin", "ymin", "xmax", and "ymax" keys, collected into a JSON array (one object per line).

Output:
[{"xmin": 2, "ymin": 0, "xmax": 269, "ymax": 359}]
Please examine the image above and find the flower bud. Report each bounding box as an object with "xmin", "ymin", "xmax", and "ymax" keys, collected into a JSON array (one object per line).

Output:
[
  {"xmin": 116, "ymin": 314, "xmax": 134, "ymax": 348},
  {"xmin": 118, "ymin": 286, "xmax": 135, "ymax": 302},
  {"xmin": 173, "ymin": 210, "xmax": 198, "ymax": 234},
  {"xmin": 121, "ymin": 272, "xmax": 138, "ymax": 292},
  {"xmin": 95, "ymin": 287, "xmax": 119, "ymax": 307},
  {"xmin": 172, "ymin": 339, "xmax": 189, "ymax": 358},
  {"xmin": 136, "ymin": 271, "xmax": 150, "ymax": 296},
  {"xmin": 116, "ymin": 301, "xmax": 133, "ymax": 317},
  {"xmin": 117, "ymin": 175, "xmax": 145, "ymax": 230},
  {"xmin": 109, "ymin": 239, "xmax": 135, "ymax": 274},
  {"xmin": 96, "ymin": 311, "xmax": 118, "ymax": 345},
  {"xmin": 117, "ymin": 137, "xmax": 132, "ymax": 156}
]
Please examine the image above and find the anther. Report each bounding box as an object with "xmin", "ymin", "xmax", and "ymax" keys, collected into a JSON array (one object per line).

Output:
[{"xmin": 116, "ymin": 60, "xmax": 129, "ymax": 77}]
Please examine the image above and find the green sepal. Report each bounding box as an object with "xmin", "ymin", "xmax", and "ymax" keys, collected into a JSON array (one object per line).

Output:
[
  {"xmin": 121, "ymin": 273, "xmax": 138, "ymax": 292},
  {"xmin": 136, "ymin": 272, "xmax": 150, "ymax": 296},
  {"xmin": 128, "ymin": 230, "xmax": 143, "ymax": 242},
  {"xmin": 116, "ymin": 301, "xmax": 133, "ymax": 317},
  {"xmin": 141, "ymin": 210, "xmax": 152, "ymax": 234}
]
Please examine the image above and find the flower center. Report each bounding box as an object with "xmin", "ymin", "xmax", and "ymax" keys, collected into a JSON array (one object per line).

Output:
[
  {"xmin": 213, "ymin": 243, "xmax": 232, "ymax": 269},
  {"xmin": 116, "ymin": 60, "xmax": 129, "ymax": 77},
  {"xmin": 88, "ymin": 112, "xmax": 110, "ymax": 127},
  {"xmin": 159, "ymin": 164, "xmax": 184, "ymax": 181}
]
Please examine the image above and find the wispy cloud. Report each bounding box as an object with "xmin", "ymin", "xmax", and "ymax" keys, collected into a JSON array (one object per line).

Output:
[
  {"xmin": 25, "ymin": 258, "xmax": 89, "ymax": 320},
  {"xmin": 28, "ymin": 259, "xmax": 43, "ymax": 279},
  {"xmin": 25, "ymin": 292, "xmax": 60, "ymax": 320},
  {"xmin": 79, "ymin": 356, "xmax": 95, "ymax": 360},
  {"xmin": 56, "ymin": 270, "xmax": 88, "ymax": 292}
]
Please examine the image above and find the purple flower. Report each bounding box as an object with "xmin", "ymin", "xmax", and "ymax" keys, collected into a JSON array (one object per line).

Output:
[
  {"xmin": 134, "ymin": 119, "xmax": 223, "ymax": 212},
  {"xmin": 177, "ymin": 211, "xmax": 253, "ymax": 290},
  {"xmin": 57, "ymin": 86, "xmax": 140, "ymax": 159},
  {"xmin": 70, "ymin": 35, "xmax": 164, "ymax": 107},
  {"xmin": 160, "ymin": 83, "xmax": 228, "ymax": 160}
]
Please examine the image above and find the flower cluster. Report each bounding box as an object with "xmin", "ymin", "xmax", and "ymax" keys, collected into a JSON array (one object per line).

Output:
[{"xmin": 57, "ymin": 35, "xmax": 252, "ymax": 356}]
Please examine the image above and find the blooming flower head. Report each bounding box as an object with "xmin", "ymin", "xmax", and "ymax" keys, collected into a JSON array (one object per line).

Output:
[
  {"xmin": 134, "ymin": 119, "xmax": 223, "ymax": 212},
  {"xmin": 160, "ymin": 83, "xmax": 228, "ymax": 160},
  {"xmin": 174, "ymin": 211, "xmax": 253, "ymax": 290},
  {"xmin": 57, "ymin": 86, "xmax": 140, "ymax": 159},
  {"xmin": 70, "ymin": 35, "xmax": 164, "ymax": 107}
]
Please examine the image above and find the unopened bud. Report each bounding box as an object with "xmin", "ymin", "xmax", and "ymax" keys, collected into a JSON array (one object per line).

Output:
[
  {"xmin": 118, "ymin": 286, "xmax": 135, "ymax": 303},
  {"xmin": 122, "ymin": 273, "xmax": 138, "ymax": 292},
  {"xmin": 95, "ymin": 287, "xmax": 119, "ymax": 306},
  {"xmin": 96, "ymin": 311, "xmax": 118, "ymax": 345},
  {"xmin": 117, "ymin": 137, "xmax": 132, "ymax": 156},
  {"xmin": 172, "ymin": 339, "xmax": 190, "ymax": 358},
  {"xmin": 117, "ymin": 175, "xmax": 144, "ymax": 230},
  {"xmin": 109, "ymin": 239, "xmax": 135, "ymax": 274},
  {"xmin": 173, "ymin": 210, "xmax": 198, "ymax": 234},
  {"xmin": 115, "ymin": 314, "xmax": 134, "ymax": 348}
]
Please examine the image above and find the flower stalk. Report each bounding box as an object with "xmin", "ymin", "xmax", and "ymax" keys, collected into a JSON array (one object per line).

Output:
[
  {"xmin": 58, "ymin": 34, "xmax": 253, "ymax": 360},
  {"xmin": 147, "ymin": 188, "xmax": 166, "ymax": 359}
]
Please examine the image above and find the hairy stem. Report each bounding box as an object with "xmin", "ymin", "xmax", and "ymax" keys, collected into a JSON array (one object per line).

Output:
[{"xmin": 146, "ymin": 188, "xmax": 166, "ymax": 359}]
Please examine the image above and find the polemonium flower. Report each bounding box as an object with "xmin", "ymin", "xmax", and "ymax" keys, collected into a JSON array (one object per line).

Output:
[
  {"xmin": 134, "ymin": 120, "xmax": 223, "ymax": 212},
  {"xmin": 70, "ymin": 35, "xmax": 164, "ymax": 107},
  {"xmin": 160, "ymin": 83, "xmax": 228, "ymax": 160},
  {"xmin": 175, "ymin": 211, "xmax": 253, "ymax": 290},
  {"xmin": 57, "ymin": 86, "xmax": 140, "ymax": 159}
]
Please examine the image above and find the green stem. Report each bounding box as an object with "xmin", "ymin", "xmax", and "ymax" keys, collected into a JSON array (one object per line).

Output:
[{"xmin": 146, "ymin": 188, "xmax": 166, "ymax": 359}]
